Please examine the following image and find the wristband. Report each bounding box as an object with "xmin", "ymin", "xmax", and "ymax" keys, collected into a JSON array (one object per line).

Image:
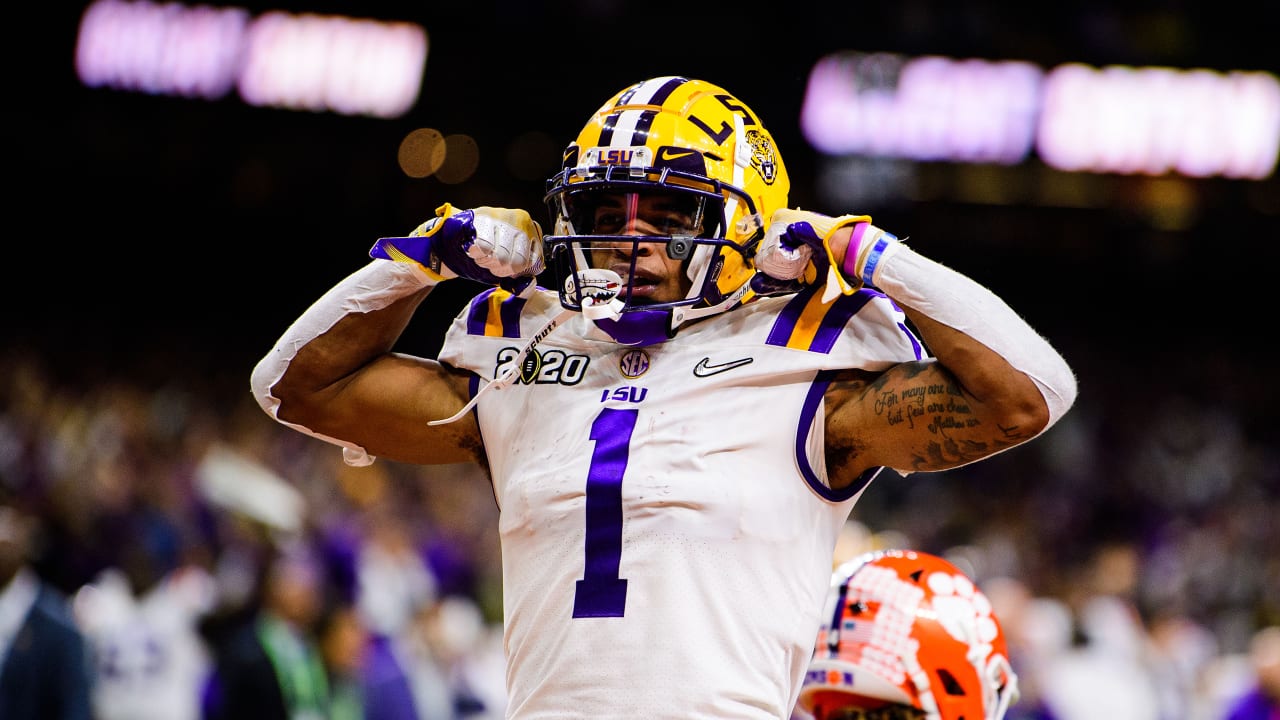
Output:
[
  {"xmin": 860, "ymin": 235, "xmax": 894, "ymax": 286},
  {"xmin": 841, "ymin": 223, "xmax": 871, "ymax": 279},
  {"xmin": 840, "ymin": 222, "xmax": 899, "ymax": 288}
]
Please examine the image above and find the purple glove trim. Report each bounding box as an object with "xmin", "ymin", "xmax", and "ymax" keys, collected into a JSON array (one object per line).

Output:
[
  {"xmin": 749, "ymin": 272, "xmax": 805, "ymax": 296},
  {"xmin": 428, "ymin": 210, "xmax": 507, "ymax": 285},
  {"xmin": 370, "ymin": 233, "xmax": 434, "ymax": 266},
  {"xmin": 780, "ymin": 220, "xmax": 823, "ymax": 253},
  {"xmin": 369, "ymin": 210, "xmax": 510, "ymax": 287}
]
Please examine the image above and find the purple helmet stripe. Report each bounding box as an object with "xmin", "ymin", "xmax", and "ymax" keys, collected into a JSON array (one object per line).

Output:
[
  {"xmin": 631, "ymin": 110, "xmax": 658, "ymax": 145},
  {"xmin": 616, "ymin": 83, "xmax": 641, "ymax": 106},
  {"xmin": 645, "ymin": 76, "xmax": 686, "ymax": 106},
  {"xmin": 599, "ymin": 111, "xmax": 621, "ymax": 146}
]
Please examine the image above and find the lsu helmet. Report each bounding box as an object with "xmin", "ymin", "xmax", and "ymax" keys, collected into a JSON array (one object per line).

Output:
[
  {"xmin": 543, "ymin": 76, "xmax": 790, "ymax": 345},
  {"xmin": 798, "ymin": 550, "xmax": 1020, "ymax": 720}
]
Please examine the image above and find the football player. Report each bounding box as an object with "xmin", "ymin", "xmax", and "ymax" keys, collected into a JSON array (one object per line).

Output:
[{"xmin": 251, "ymin": 76, "xmax": 1076, "ymax": 718}]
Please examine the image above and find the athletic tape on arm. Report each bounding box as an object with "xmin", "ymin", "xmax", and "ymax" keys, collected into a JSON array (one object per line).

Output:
[
  {"xmin": 869, "ymin": 244, "xmax": 1077, "ymax": 431},
  {"xmin": 250, "ymin": 260, "xmax": 434, "ymax": 466}
]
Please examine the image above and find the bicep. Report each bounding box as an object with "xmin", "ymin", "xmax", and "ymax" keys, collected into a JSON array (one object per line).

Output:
[
  {"xmin": 281, "ymin": 351, "xmax": 482, "ymax": 466},
  {"xmin": 825, "ymin": 358, "xmax": 1035, "ymax": 481}
]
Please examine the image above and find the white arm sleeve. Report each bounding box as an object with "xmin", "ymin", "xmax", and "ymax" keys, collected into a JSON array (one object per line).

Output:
[
  {"xmin": 869, "ymin": 243, "xmax": 1077, "ymax": 433},
  {"xmin": 249, "ymin": 260, "xmax": 434, "ymax": 466}
]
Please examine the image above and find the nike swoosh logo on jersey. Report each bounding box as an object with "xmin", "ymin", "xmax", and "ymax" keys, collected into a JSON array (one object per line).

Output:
[{"xmin": 692, "ymin": 356, "xmax": 754, "ymax": 377}]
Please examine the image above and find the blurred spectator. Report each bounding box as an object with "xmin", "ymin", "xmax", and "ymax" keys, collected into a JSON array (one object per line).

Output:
[
  {"xmin": 1037, "ymin": 543, "xmax": 1163, "ymax": 720},
  {"xmin": 72, "ymin": 550, "xmax": 217, "ymax": 720},
  {"xmin": 316, "ymin": 600, "xmax": 369, "ymax": 720},
  {"xmin": 1222, "ymin": 625, "xmax": 1280, "ymax": 720},
  {"xmin": 394, "ymin": 596, "xmax": 462, "ymax": 720},
  {"xmin": 1147, "ymin": 611, "xmax": 1221, "ymax": 720},
  {"xmin": 984, "ymin": 574, "xmax": 1071, "ymax": 720},
  {"xmin": 425, "ymin": 595, "xmax": 506, "ymax": 720},
  {"xmin": 0, "ymin": 500, "xmax": 94, "ymax": 720},
  {"xmin": 355, "ymin": 499, "xmax": 437, "ymax": 644},
  {"xmin": 204, "ymin": 543, "xmax": 330, "ymax": 720}
]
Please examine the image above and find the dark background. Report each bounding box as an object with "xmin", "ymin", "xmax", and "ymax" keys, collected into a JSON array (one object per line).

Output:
[
  {"xmin": 4, "ymin": 0, "xmax": 1280, "ymax": 674},
  {"xmin": 12, "ymin": 0, "xmax": 1277, "ymax": 394}
]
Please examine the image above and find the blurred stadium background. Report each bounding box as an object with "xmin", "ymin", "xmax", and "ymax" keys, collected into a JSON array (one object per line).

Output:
[{"xmin": 4, "ymin": 1, "xmax": 1279, "ymax": 718}]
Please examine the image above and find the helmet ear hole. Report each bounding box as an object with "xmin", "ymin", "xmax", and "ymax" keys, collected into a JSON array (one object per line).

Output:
[{"xmin": 935, "ymin": 668, "xmax": 966, "ymax": 696}]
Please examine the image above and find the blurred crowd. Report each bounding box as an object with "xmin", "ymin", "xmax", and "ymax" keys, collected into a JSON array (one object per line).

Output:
[{"xmin": 1, "ymin": 337, "xmax": 1277, "ymax": 719}]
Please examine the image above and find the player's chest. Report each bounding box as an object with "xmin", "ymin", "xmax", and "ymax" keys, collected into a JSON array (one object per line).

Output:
[
  {"xmin": 478, "ymin": 341, "xmax": 819, "ymax": 456},
  {"xmin": 484, "ymin": 341, "xmax": 790, "ymax": 414}
]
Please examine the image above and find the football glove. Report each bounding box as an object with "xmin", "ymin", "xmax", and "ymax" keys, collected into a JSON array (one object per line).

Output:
[
  {"xmin": 751, "ymin": 208, "xmax": 896, "ymax": 302},
  {"xmin": 370, "ymin": 203, "xmax": 545, "ymax": 286}
]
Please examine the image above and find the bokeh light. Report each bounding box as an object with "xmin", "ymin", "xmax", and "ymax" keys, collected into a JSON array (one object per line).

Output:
[{"xmin": 397, "ymin": 127, "xmax": 446, "ymax": 178}]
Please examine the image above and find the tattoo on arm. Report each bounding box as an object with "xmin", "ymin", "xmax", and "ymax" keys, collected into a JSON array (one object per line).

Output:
[{"xmin": 869, "ymin": 363, "xmax": 1029, "ymax": 470}]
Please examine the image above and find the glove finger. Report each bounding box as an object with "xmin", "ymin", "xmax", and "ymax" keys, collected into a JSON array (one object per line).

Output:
[
  {"xmin": 755, "ymin": 234, "xmax": 812, "ymax": 280},
  {"xmin": 749, "ymin": 272, "xmax": 804, "ymax": 296},
  {"xmin": 778, "ymin": 227, "xmax": 806, "ymax": 252}
]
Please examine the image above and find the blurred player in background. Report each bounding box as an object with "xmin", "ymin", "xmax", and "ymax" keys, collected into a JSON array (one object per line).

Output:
[
  {"xmin": 251, "ymin": 75, "xmax": 1076, "ymax": 718},
  {"xmin": 796, "ymin": 550, "xmax": 1019, "ymax": 720}
]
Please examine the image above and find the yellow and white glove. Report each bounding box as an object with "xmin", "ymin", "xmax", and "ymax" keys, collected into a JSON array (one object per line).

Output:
[
  {"xmin": 370, "ymin": 203, "xmax": 545, "ymax": 286},
  {"xmin": 752, "ymin": 208, "xmax": 898, "ymax": 302}
]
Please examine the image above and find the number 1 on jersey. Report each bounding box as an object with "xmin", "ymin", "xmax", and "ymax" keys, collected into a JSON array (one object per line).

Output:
[{"xmin": 572, "ymin": 407, "xmax": 636, "ymax": 618}]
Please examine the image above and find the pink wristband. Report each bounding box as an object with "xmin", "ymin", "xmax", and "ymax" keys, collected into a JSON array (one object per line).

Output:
[{"xmin": 841, "ymin": 222, "xmax": 870, "ymax": 279}]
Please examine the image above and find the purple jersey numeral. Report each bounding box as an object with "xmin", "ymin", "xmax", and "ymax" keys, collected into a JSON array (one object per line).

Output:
[{"xmin": 572, "ymin": 407, "xmax": 637, "ymax": 618}]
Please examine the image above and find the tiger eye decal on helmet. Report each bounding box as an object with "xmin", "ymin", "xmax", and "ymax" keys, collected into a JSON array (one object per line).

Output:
[
  {"xmin": 543, "ymin": 76, "xmax": 791, "ymax": 346},
  {"xmin": 746, "ymin": 129, "xmax": 779, "ymax": 185}
]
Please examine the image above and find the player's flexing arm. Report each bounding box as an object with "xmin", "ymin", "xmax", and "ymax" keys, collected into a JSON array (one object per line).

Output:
[
  {"xmin": 755, "ymin": 210, "xmax": 1077, "ymax": 490},
  {"xmin": 250, "ymin": 204, "xmax": 543, "ymax": 467}
]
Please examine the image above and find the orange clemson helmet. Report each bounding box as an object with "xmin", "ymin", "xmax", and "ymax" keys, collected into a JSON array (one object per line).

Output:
[{"xmin": 798, "ymin": 550, "xmax": 1019, "ymax": 720}]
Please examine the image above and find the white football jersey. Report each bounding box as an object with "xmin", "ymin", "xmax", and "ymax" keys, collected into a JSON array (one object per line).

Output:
[
  {"xmin": 438, "ymin": 284, "xmax": 923, "ymax": 720},
  {"xmin": 73, "ymin": 566, "xmax": 216, "ymax": 720}
]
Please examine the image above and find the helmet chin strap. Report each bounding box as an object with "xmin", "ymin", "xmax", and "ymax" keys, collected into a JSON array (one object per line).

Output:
[{"xmin": 669, "ymin": 282, "xmax": 751, "ymax": 329}]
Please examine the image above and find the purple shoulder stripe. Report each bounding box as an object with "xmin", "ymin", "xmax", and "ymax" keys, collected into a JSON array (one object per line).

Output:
[
  {"xmin": 810, "ymin": 293, "xmax": 874, "ymax": 354},
  {"xmin": 766, "ymin": 286, "xmax": 819, "ymax": 346},
  {"xmin": 464, "ymin": 288, "xmax": 529, "ymax": 338},
  {"xmin": 765, "ymin": 286, "xmax": 874, "ymax": 353}
]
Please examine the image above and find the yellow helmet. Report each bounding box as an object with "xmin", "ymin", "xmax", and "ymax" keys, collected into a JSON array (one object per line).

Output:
[{"xmin": 544, "ymin": 76, "xmax": 790, "ymax": 345}]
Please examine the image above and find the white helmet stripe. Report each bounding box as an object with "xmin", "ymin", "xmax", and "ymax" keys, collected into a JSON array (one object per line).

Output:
[{"xmin": 601, "ymin": 76, "xmax": 688, "ymax": 147}]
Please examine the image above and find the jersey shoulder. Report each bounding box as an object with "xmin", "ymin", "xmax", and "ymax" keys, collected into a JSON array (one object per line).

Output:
[
  {"xmin": 445, "ymin": 285, "xmax": 562, "ymax": 340},
  {"xmin": 740, "ymin": 285, "xmax": 919, "ymax": 358}
]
